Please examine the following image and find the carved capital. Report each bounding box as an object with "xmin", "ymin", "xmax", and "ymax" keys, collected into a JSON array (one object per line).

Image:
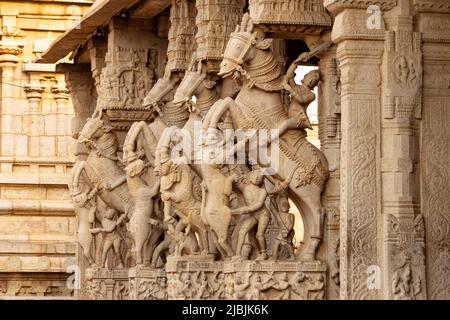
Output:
[
  {"xmin": 24, "ymin": 85, "xmax": 45, "ymax": 100},
  {"xmin": 0, "ymin": 26, "xmax": 25, "ymax": 67},
  {"xmin": 331, "ymin": 8, "xmax": 386, "ymax": 44},
  {"xmin": 0, "ymin": 46, "xmax": 23, "ymax": 66},
  {"xmin": 51, "ymin": 86, "xmax": 70, "ymax": 101}
]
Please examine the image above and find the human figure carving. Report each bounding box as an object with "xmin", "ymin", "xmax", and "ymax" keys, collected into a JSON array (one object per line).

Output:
[
  {"xmin": 270, "ymin": 189, "xmax": 295, "ymax": 260},
  {"xmin": 249, "ymin": 274, "xmax": 272, "ymax": 299},
  {"xmin": 91, "ymin": 207, "xmax": 127, "ymax": 268},
  {"xmin": 230, "ymin": 166, "xmax": 270, "ymax": 260},
  {"xmin": 124, "ymin": 157, "xmax": 161, "ymax": 266},
  {"xmin": 285, "ymin": 70, "xmax": 321, "ymax": 130},
  {"xmin": 72, "ymin": 187, "xmax": 97, "ymax": 265},
  {"xmin": 392, "ymin": 264, "xmax": 421, "ymax": 300},
  {"xmin": 70, "ymin": 160, "xmax": 98, "ymax": 265},
  {"xmin": 199, "ymin": 145, "xmax": 235, "ymax": 258}
]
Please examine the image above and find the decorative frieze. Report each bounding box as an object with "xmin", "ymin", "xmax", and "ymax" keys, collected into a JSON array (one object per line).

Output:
[{"xmin": 83, "ymin": 268, "xmax": 130, "ymax": 300}]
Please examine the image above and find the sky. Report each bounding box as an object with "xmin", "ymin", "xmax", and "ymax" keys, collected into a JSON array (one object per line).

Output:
[{"xmin": 294, "ymin": 66, "xmax": 319, "ymax": 124}]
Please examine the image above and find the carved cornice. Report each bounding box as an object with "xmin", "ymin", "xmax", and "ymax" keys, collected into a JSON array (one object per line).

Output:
[
  {"xmin": 325, "ymin": 0, "xmax": 397, "ymax": 14},
  {"xmin": 414, "ymin": 0, "xmax": 450, "ymax": 13}
]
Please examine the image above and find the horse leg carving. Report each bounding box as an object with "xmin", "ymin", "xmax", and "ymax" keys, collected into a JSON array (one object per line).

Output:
[{"xmin": 294, "ymin": 185, "xmax": 325, "ymax": 261}]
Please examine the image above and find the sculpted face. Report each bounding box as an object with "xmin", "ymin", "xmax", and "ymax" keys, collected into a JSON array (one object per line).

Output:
[
  {"xmin": 248, "ymin": 170, "xmax": 263, "ymax": 185},
  {"xmin": 159, "ymin": 161, "xmax": 172, "ymax": 176},
  {"xmin": 302, "ymin": 70, "xmax": 321, "ymax": 89}
]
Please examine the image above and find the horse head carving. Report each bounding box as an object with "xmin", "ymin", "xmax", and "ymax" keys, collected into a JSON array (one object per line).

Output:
[
  {"xmin": 219, "ymin": 13, "xmax": 273, "ymax": 79},
  {"xmin": 78, "ymin": 110, "xmax": 119, "ymax": 160},
  {"xmin": 143, "ymin": 77, "xmax": 176, "ymax": 116},
  {"xmin": 78, "ymin": 110, "xmax": 113, "ymax": 147},
  {"xmin": 173, "ymin": 61, "xmax": 207, "ymax": 107}
]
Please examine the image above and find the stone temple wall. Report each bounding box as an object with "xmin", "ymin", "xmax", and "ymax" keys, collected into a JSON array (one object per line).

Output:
[
  {"xmin": 0, "ymin": 0, "xmax": 92, "ymax": 298},
  {"xmin": 3, "ymin": 0, "xmax": 450, "ymax": 300}
]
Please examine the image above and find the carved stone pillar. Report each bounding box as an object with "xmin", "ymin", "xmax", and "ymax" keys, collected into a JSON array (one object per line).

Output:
[
  {"xmin": 326, "ymin": 1, "xmax": 388, "ymax": 299},
  {"xmin": 51, "ymin": 86, "xmax": 71, "ymax": 157},
  {"xmin": 195, "ymin": 0, "xmax": 245, "ymax": 72},
  {"xmin": 0, "ymin": 26, "xmax": 24, "ymax": 157},
  {"xmin": 95, "ymin": 17, "xmax": 167, "ymax": 135},
  {"xmin": 317, "ymin": 44, "xmax": 341, "ymax": 300},
  {"xmin": 24, "ymin": 85, "xmax": 45, "ymax": 157},
  {"xmin": 381, "ymin": 1, "xmax": 426, "ymax": 300},
  {"xmin": 416, "ymin": 2, "xmax": 450, "ymax": 300},
  {"xmin": 166, "ymin": 0, "xmax": 197, "ymax": 73}
]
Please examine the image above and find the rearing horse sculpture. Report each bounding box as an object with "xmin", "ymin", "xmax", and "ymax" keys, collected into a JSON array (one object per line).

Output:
[
  {"xmin": 76, "ymin": 110, "xmax": 134, "ymax": 217},
  {"xmin": 202, "ymin": 14, "xmax": 329, "ymax": 261}
]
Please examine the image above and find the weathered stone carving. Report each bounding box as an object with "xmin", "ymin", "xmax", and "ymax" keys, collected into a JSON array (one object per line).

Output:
[
  {"xmin": 195, "ymin": 0, "xmax": 245, "ymax": 71},
  {"xmin": 124, "ymin": 154, "xmax": 162, "ymax": 266},
  {"xmin": 156, "ymin": 128, "xmax": 209, "ymax": 255},
  {"xmin": 91, "ymin": 207, "xmax": 128, "ymax": 268},
  {"xmin": 202, "ymin": 14, "xmax": 329, "ymax": 261},
  {"xmin": 76, "ymin": 111, "xmax": 134, "ymax": 217},
  {"xmin": 223, "ymin": 260, "xmax": 326, "ymax": 300},
  {"xmin": 166, "ymin": 0, "xmax": 197, "ymax": 73},
  {"xmin": 229, "ymin": 166, "xmax": 271, "ymax": 261},
  {"xmin": 83, "ymin": 268, "xmax": 129, "ymax": 300},
  {"xmin": 97, "ymin": 47, "xmax": 158, "ymax": 123}
]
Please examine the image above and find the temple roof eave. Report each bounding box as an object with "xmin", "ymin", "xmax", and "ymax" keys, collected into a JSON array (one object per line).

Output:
[{"xmin": 38, "ymin": 0, "xmax": 171, "ymax": 63}]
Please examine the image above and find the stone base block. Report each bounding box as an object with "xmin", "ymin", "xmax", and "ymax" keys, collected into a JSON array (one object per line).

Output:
[
  {"xmin": 166, "ymin": 255, "xmax": 225, "ymax": 300},
  {"xmin": 128, "ymin": 267, "xmax": 167, "ymax": 300},
  {"xmin": 165, "ymin": 256, "xmax": 327, "ymax": 300},
  {"xmin": 223, "ymin": 260, "xmax": 327, "ymax": 300},
  {"xmin": 82, "ymin": 268, "xmax": 129, "ymax": 300}
]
